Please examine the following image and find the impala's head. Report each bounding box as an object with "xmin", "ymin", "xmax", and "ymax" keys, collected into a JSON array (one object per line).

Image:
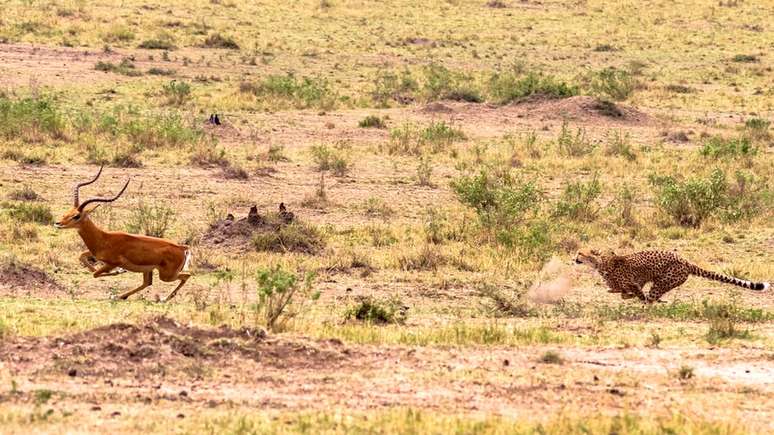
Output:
[{"xmin": 55, "ymin": 165, "xmax": 130, "ymax": 229}]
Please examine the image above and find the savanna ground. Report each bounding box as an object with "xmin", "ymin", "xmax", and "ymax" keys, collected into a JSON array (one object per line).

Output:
[{"xmin": 0, "ymin": 0, "xmax": 773, "ymax": 433}]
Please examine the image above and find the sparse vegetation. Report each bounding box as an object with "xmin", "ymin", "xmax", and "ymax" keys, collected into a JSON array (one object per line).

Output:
[
  {"xmin": 344, "ymin": 295, "xmax": 407, "ymax": 324},
  {"xmin": 253, "ymin": 265, "xmax": 318, "ymax": 332},
  {"xmin": 310, "ymin": 143, "xmax": 350, "ymax": 176},
  {"xmin": 125, "ymin": 200, "xmax": 176, "ymax": 237},
  {"xmin": 358, "ymin": 115, "xmax": 386, "ymax": 129},
  {"xmin": 487, "ymin": 71, "xmax": 578, "ymax": 105},
  {"xmin": 585, "ymin": 67, "xmax": 637, "ymax": 101},
  {"xmin": 240, "ymin": 74, "xmax": 337, "ymax": 110}
]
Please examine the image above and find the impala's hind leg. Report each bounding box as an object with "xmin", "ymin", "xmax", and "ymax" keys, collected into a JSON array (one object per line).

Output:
[
  {"xmin": 159, "ymin": 273, "xmax": 190, "ymax": 303},
  {"xmin": 114, "ymin": 271, "xmax": 153, "ymax": 300}
]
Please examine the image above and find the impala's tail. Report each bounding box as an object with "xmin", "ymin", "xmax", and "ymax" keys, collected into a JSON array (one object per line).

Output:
[
  {"xmin": 182, "ymin": 248, "xmax": 192, "ymax": 273},
  {"xmin": 687, "ymin": 263, "xmax": 769, "ymax": 291}
]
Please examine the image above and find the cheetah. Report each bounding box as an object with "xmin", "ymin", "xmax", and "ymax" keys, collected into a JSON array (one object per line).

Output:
[{"xmin": 574, "ymin": 249, "xmax": 770, "ymax": 303}]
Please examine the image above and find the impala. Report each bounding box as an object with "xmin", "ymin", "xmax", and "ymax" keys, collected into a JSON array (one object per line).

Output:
[{"xmin": 55, "ymin": 166, "xmax": 192, "ymax": 302}]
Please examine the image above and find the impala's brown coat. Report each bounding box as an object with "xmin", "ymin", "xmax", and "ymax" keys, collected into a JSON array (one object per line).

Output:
[{"xmin": 55, "ymin": 167, "xmax": 191, "ymax": 301}]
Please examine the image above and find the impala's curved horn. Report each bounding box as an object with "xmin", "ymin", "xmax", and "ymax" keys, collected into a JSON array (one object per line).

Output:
[
  {"xmin": 73, "ymin": 165, "xmax": 104, "ymax": 207},
  {"xmin": 78, "ymin": 178, "xmax": 131, "ymax": 212}
]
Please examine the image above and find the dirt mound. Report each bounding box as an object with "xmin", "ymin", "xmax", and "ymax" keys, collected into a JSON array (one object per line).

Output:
[
  {"xmin": 420, "ymin": 102, "xmax": 454, "ymax": 114},
  {"xmin": 201, "ymin": 204, "xmax": 323, "ymax": 254},
  {"xmin": 0, "ymin": 259, "xmax": 63, "ymax": 295},
  {"xmin": 0, "ymin": 316, "xmax": 349, "ymax": 379},
  {"xmin": 513, "ymin": 96, "xmax": 652, "ymax": 126}
]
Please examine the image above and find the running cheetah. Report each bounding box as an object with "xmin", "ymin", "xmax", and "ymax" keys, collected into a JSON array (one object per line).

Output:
[{"xmin": 575, "ymin": 249, "xmax": 770, "ymax": 303}]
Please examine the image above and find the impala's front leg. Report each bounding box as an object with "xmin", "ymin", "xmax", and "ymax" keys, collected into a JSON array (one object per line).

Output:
[{"xmin": 79, "ymin": 251, "xmax": 98, "ymax": 272}]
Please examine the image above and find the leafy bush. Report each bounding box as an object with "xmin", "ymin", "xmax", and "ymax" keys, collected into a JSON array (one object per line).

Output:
[
  {"xmin": 95, "ymin": 59, "xmax": 142, "ymax": 76},
  {"xmin": 252, "ymin": 222, "xmax": 325, "ymax": 254},
  {"xmin": 420, "ymin": 63, "xmax": 482, "ymax": 103},
  {"xmin": 744, "ymin": 117, "xmax": 770, "ymax": 141},
  {"xmin": 604, "ymin": 130, "xmax": 636, "ymax": 161},
  {"xmin": 202, "ymin": 33, "xmax": 239, "ymax": 49},
  {"xmin": 586, "ymin": 67, "xmax": 636, "ymax": 101},
  {"xmin": 241, "ymin": 74, "xmax": 337, "ymax": 110},
  {"xmin": 344, "ymin": 295, "xmax": 407, "ymax": 324},
  {"xmin": 125, "ymin": 200, "xmax": 175, "ymax": 237},
  {"xmin": 254, "ymin": 265, "xmax": 318, "ymax": 332},
  {"xmin": 452, "ymin": 168, "xmax": 541, "ymax": 229},
  {"xmin": 370, "ymin": 69, "xmax": 419, "ymax": 107},
  {"xmin": 358, "ymin": 115, "xmax": 386, "ymax": 129},
  {"xmin": 310, "ymin": 143, "xmax": 350, "ymax": 176},
  {"xmin": 487, "ymin": 71, "xmax": 578, "ymax": 105},
  {"xmin": 386, "ymin": 121, "xmax": 465, "ymax": 155},
  {"xmin": 138, "ymin": 38, "xmax": 175, "ymax": 50},
  {"xmin": 649, "ymin": 168, "xmax": 767, "ymax": 227},
  {"xmin": 553, "ymin": 175, "xmax": 602, "ymax": 222},
  {"xmin": 699, "ymin": 136, "xmax": 757, "ymax": 158},
  {"xmin": 162, "ymin": 80, "xmax": 192, "ymax": 106},
  {"xmin": 4, "ymin": 202, "xmax": 53, "ymax": 224},
  {"xmin": 557, "ymin": 122, "xmax": 595, "ymax": 157},
  {"xmin": 0, "ymin": 96, "xmax": 66, "ymax": 142}
]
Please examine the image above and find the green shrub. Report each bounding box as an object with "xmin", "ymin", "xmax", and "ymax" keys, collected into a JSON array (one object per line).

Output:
[
  {"xmin": 648, "ymin": 168, "xmax": 767, "ymax": 227},
  {"xmin": 387, "ymin": 121, "xmax": 465, "ymax": 155},
  {"xmin": 363, "ymin": 197, "xmax": 394, "ymax": 218},
  {"xmin": 420, "ymin": 63, "xmax": 482, "ymax": 103},
  {"xmin": 202, "ymin": 33, "xmax": 239, "ymax": 49},
  {"xmin": 94, "ymin": 59, "xmax": 142, "ymax": 76},
  {"xmin": 344, "ymin": 295, "xmax": 407, "ymax": 324},
  {"xmin": 604, "ymin": 130, "xmax": 636, "ymax": 161},
  {"xmin": 586, "ymin": 67, "xmax": 636, "ymax": 101},
  {"xmin": 254, "ymin": 265, "xmax": 318, "ymax": 332},
  {"xmin": 744, "ymin": 117, "xmax": 770, "ymax": 141},
  {"xmin": 138, "ymin": 38, "xmax": 175, "ymax": 50},
  {"xmin": 731, "ymin": 54, "xmax": 758, "ymax": 63},
  {"xmin": 699, "ymin": 136, "xmax": 757, "ymax": 158},
  {"xmin": 416, "ymin": 156, "xmax": 433, "ymax": 187},
  {"xmin": 397, "ymin": 244, "xmax": 448, "ymax": 271},
  {"xmin": 553, "ymin": 175, "xmax": 602, "ymax": 222},
  {"xmin": 310, "ymin": 143, "xmax": 350, "ymax": 176},
  {"xmin": 452, "ymin": 168, "xmax": 542, "ymax": 229},
  {"xmin": 241, "ymin": 74, "xmax": 337, "ymax": 110},
  {"xmin": 539, "ymin": 351, "xmax": 563, "ymax": 364},
  {"xmin": 102, "ymin": 25, "xmax": 135, "ymax": 43},
  {"xmin": 478, "ymin": 284, "xmax": 534, "ymax": 317},
  {"xmin": 706, "ymin": 317, "xmax": 751, "ymax": 344},
  {"xmin": 487, "ymin": 71, "xmax": 578, "ymax": 105},
  {"xmin": 252, "ymin": 222, "xmax": 325, "ymax": 254},
  {"xmin": 0, "ymin": 96, "xmax": 66, "ymax": 142},
  {"xmin": 557, "ymin": 122, "xmax": 595, "ymax": 157},
  {"xmin": 162, "ymin": 80, "xmax": 192, "ymax": 106},
  {"xmin": 124, "ymin": 113, "xmax": 202, "ymax": 149},
  {"xmin": 371, "ymin": 69, "xmax": 419, "ymax": 107},
  {"xmin": 125, "ymin": 200, "xmax": 175, "ymax": 237},
  {"xmin": 358, "ymin": 115, "xmax": 386, "ymax": 129},
  {"xmin": 4, "ymin": 202, "xmax": 53, "ymax": 224},
  {"xmin": 147, "ymin": 67, "xmax": 176, "ymax": 76}
]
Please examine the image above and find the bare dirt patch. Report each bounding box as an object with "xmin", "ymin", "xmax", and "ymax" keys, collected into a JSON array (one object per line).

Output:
[
  {"xmin": 512, "ymin": 96, "xmax": 653, "ymax": 126},
  {"xmin": 0, "ymin": 260, "xmax": 63, "ymax": 296}
]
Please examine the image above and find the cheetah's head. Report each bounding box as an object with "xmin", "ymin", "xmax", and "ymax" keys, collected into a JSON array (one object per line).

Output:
[{"xmin": 574, "ymin": 249, "xmax": 609, "ymax": 268}]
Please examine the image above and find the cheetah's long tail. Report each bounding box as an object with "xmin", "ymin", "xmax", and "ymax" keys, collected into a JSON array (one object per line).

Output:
[{"xmin": 687, "ymin": 264, "xmax": 770, "ymax": 291}]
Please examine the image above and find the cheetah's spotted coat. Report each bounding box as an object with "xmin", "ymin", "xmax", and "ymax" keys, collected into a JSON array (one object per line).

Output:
[{"xmin": 575, "ymin": 249, "xmax": 770, "ymax": 303}]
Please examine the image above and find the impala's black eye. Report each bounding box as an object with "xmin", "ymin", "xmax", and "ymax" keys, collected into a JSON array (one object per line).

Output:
[{"xmin": 73, "ymin": 214, "xmax": 81, "ymax": 221}]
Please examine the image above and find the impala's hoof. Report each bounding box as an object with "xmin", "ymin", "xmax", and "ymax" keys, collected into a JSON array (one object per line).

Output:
[{"xmin": 115, "ymin": 268, "xmax": 127, "ymax": 274}]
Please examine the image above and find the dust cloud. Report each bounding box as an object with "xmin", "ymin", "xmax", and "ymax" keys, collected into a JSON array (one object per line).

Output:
[{"xmin": 526, "ymin": 256, "xmax": 574, "ymax": 304}]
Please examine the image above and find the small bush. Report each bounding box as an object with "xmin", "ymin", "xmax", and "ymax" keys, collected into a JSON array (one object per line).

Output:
[
  {"xmin": 110, "ymin": 148, "xmax": 142, "ymax": 168},
  {"xmin": 162, "ymin": 80, "xmax": 192, "ymax": 106},
  {"xmin": 553, "ymin": 175, "xmax": 602, "ymax": 222},
  {"xmin": 731, "ymin": 54, "xmax": 758, "ymax": 63},
  {"xmin": 138, "ymin": 38, "xmax": 175, "ymax": 50},
  {"xmin": 648, "ymin": 168, "xmax": 767, "ymax": 227},
  {"xmin": 557, "ymin": 122, "xmax": 595, "ymax": 157},
  {"xmin": 4, "ymin": 202, "xmax": 53, "ymax": 224},
  {"xmin": 363, "ymin": 197, "xmax": 394, "ymax": 218},
  {"xmin": 699, "ymin": 136, "xmax": 757, "ymax": 159},
  {"xmin": 190, "ymin": 145, "xmax": 229, "ymax": 167},
  {"xmin": 252, "ymin": 222, "xmax": 325, "ymax": 254},
  {"xmin": 125, "ymin": 200, "xmax": 175, "ymax": 237},
  {"xmin": 147, "ymin": 67, "xmax": 176, "ymax": 76},
  {"xmin": 344, "ymin": 295, "xmax": 407, "ymax": 324},
  {"xmin": 94, "ymin": 59, "xmax": 142, "ymax": 76},
  {"xmin": 202, "ymin": 33, "xmax": 239, "ymax": 49},
  {"xmin": 478, "ymin": 284, "xmax": 533, "ymax": 317},
  {"xmin": 386, "ymin": 121, "xmax": 465, "ymax": 155},
  {"xmin": 371, "ymin": 69, "xmax": 419, "ymax": 107},
  {"xmin": 539, "ymin": 351, "xmax": 563, "ymax": 364},
  {"xmin": 397, "ymin": 244, "xmax": 448, "ymax": 271},
  {"xmin": 610, "ymin": 184, "xmax": 638, "ymax": 227},
  {"xmin": 487, "ymin": 71, "xmax": 578, "ymax": 105},
  {"xmin": 416, "ymin": 156, "xmax": 434, "ymax": 187},
  {"xmin": 254, "ymin": 265, "xmax": 318, "ymax": 332},
  {"xmin": 310, "ymin": 143, "xmax": 350, "ymax": 176},
  {"xmin": 744, "ymin": 117, "xmax": 770, "ymax": 141},
  {"xmin": 665, "ymin": 84, "xmax": 694, "ymax": 94},
  {"xmin": 241, "ymin": 74, "xmax": 337, "ymax": 110},
  {"xmin": 124, "ymin": 113, "xmax": 202, "ymax": 149},
  {"xmin": 604, "ymin": 130, "xmax": 636, "ymax": 161},
  {"xmin": 452, "ymin": 168, "xmax": 541, "ymax": 229},
  {"xmin": 706, "ymin": 317, "xmax": 751, "ymax": 344},
  {"xmin": 7, "ymin": 186, "xmax": 40, "ymax": 201},
  {"xmin": 0, "ymin": 96, "xmax": 66, "ymax": 142},
  {"xmin": 678, "ymin": 366, "xmax": 694, "ymax": 380},
  {"xmin": 102, "ymin": 25, "xmax": 135, "ymax": 43},
  {"xmin": 586, "ymin": 67, "xmax": 636, "ymax": 101},
  {"xmin": 420, "ymin": 63, "xmax": 482, "ymax": 103},
  {"xmin": 358, "ymin": 115, "xmax": 386, "ymax": 129}
]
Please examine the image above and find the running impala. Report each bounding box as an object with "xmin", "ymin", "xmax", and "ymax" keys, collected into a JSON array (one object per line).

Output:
[{"xmin": 55, "ymin": 166, "xmax": 191, "ymax": 302}]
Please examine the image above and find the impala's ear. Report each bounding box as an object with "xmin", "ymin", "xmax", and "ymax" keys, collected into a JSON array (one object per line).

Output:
[{"xmin": 81, "ymin": 204, "xmax": 101, "ymax": 216}]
